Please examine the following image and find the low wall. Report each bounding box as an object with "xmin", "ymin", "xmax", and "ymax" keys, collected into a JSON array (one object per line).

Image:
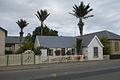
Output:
[
  {"xmin": 35, "ymin": 55, "xmax": 84, "ymax": 64},
  {"xmin": 0, "ymin": 54, "xmax": 98, "ymax": 66},
  {"xmin": 103, "ymin": 55, "xmax": 110, "ymax": 60},
  {"xmin": 0, "ymin": 54, "xmax": 35, "ymax": 66}
]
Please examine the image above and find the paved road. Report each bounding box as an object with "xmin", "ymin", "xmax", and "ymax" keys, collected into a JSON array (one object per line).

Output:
[{"xmin": 0, "ymin": 60, "xmax": 120, "ymax": 80}]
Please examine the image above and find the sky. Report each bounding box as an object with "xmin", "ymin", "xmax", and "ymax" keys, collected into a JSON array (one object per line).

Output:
[{"xmin": 0, "ymin": 0, "xmax": 120, "ymax": 36}]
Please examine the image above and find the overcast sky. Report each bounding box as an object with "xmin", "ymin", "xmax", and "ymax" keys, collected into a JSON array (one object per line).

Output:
[{"xmin": 0, "ymin": 0, "xmax": 120, "ymax": 36}]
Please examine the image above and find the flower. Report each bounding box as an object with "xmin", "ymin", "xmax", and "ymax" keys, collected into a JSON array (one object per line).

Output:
[
  {"xmin": 24, "ymin": 50, "xmax": 34, "ymax": 54},
  {"xmin": 67, "ymin": 56, "xmax": 71, "ymax": 60},
  {"xmin": 76, "ymin": 56, "xmax": 81, "ymax": 60}
]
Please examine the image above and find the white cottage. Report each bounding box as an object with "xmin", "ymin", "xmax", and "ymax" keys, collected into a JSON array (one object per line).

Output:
[
  {"xmin": 35, "ymin": 35, "xmax": 104, "ymax": 60},
  {"xmin": 35, "ymin": 36, "xmax": 76, "ymax": 56},
  {"xmin": 81, "ymin": 35, "xmax": 104, "ymax": 60}
]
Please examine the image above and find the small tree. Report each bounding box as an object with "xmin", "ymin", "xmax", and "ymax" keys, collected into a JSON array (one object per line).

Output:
[
  {"xmin": 100, "ymin": 37, "xmax": 110, "ymax": 55},
  {"xmin": 34, "ymin": 46, "xmax": 45, "ymax": 55},
  {"xmin": 76, "ymin": 38, "xmax": 82, "ymax": 55},
  {"xmin": 32, "ymin": 25, "xmax": 58, "ymax": 41}
]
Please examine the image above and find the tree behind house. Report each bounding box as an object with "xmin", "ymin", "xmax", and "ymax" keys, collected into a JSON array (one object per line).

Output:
[
  {"xmin": 100, "ymin": 37, "xmax": 110, "ymax": 55},
  {"xmin": 35, "ymin": 10, "xmax": 50, "ymax": 36},
  {"xmin": 32, "ymin": 25, "xmax": 58, "ymax": 41},
  {"xmin": 70, "ymin": 2, "xmax": 93, "ymax": 54},
  {"xmin": 16, "ymin": 19, "xmax": 29, "ymax": 46}
]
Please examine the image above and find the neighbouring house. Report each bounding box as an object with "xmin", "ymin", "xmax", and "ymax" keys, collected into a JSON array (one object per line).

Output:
[
  {"xmin": 35, "ymin": 36, "xmax": 104, "ymax": 60},
  {"xmin": 0, "ymin": 27, "xmax": 7, "ymax": 55},
  {"xmin": 82, "ymin": 30, "xmax": 120, "ymax": 55},
  {"xmin": 5, "ymin": 36, "xmax": 24, "ymax": 53}
]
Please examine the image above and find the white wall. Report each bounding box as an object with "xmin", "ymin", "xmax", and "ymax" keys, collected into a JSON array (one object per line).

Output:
[
  {"xmin": 87, "ymin": 37, "xmax": 103, "ymax": 60},
  {"xmin": 82, "ymin": 47, "xmax": 88, "ymax": 56},
  {"xmin": 41, "ymin": 49, "xmax": 47, "ymax": 56}
]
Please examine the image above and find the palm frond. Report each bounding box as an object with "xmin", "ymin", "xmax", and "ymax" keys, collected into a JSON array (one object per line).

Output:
[
  {"xmin": 16, "ymin": 19, "xmax": 29, "ymax": 29},
  {"xmin": 70, "ymin": 1, "xmax": 93, "ymax": 19},
  {"xmin": 35, "ymin": 9, "xmax": 50, "ymax": 23},
  {"xmin": 83, "ymin": 15, "xmax": 94, "ymax": 19}
]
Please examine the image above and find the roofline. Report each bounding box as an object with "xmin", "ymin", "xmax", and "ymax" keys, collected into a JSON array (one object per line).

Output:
[
  {"xmin": 36, "ymin": 35, "xmax": 76, "ymax": 38},
  {"xmin": 88, "ymin": 35, "xmax": 104, "ymax": 47},
  {"xmin": 7, "ymin": 36, "xmax": 25, "ymax": 37},
  {"xmin": 78, "ymin": 30, "xmax": 120, "ymax": 37},
  {"xmin": 0, "ymin": 27, "xmax": 7, "ymax": 36},
  {"xmin": 82, "ymin": 30, "xmax": 108, "ymax": 36},
  {"xmin": 108, "ymin": 39, "xmax": 120, "ymax": 40}
]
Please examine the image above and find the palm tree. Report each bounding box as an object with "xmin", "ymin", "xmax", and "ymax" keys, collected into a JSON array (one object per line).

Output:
[
  {"xmin": 70, "ymin": 2, "xmax": 93, "ymax": 55},
  {"xmin": 16, "ymin": 19, "xmax": 29, "ymax": 45},
  {"xmin": 70, "ymin": 1, "xmax": 93, "ymax": 36},
  {"xmin": 35, "ymin": 9, "xmax": 50, "ymax": 36}
]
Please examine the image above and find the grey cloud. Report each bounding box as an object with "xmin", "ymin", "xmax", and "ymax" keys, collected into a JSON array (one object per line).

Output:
[{"xmin": 0, "ymin": 0, "xmax": 120, "ymax": 36}]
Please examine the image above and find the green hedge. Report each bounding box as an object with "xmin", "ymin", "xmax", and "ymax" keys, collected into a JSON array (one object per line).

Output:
[{"xmin": 110, "ymin": 54, "xmax": 120, "ymax": 59}]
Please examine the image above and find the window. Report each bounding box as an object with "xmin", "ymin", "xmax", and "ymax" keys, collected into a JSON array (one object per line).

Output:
[
  {"xmin": 114, "ymin": 42, "xmax": 119, "ymax": 52},
  {"xmin": 94, "ymin": 47, "xmax": 98, "ymax": 57},
  {"xmin": 72, "ymin": 49, "xmax": 75, "ymax": 55},
  {"xmin": 48, "ymin": 49, "xmax": 53, "ymax": 56},
  {"xmin": 61, "ymin": 48, "xmax": 65, "ymax": 55}
]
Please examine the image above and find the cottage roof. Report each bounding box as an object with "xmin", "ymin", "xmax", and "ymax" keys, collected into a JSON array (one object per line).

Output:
[
  {"xmin": 77, "ymin": 30, "xmax": 120, "ymax": 47},
  {"xmin": 6, "ymin": 36, "xmax": 25, "ymax": 44},
  {"xmin": 36, "ymin": 36, "xmax": 76, "ymax": 48},
  {"xmin": 81, "ymin": 35, "xmax": 95, "ymax": 47},
  {"xmin": 83, "ymin": 30, "xmax": 120, "ymax": 40},
  {"xmin": 0, "ymin": 27, "xmax": 7, "ymax": 36}
]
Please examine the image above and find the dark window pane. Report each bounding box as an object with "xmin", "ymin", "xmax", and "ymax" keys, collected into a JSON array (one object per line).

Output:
[{"xmin": 94, "ymin": 47, "xmax": 98, "ymax": 57}]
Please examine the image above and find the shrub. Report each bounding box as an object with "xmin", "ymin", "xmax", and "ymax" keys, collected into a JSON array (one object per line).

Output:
[
  {"xmin": 55, "ymin": 50, "xmax": 61, "ymax": 56},
  {"xmin": 16, "ymin": 48, "xmax": 24, "ymax": 54},
  {"xmin": 110, "ymin": 54, "xmax": 120, "ymax": 59},
  {"xmin": 100, "ymin": 37, "xmax": 110, "ymax": 55},
  {"xmin": 76, "ymin": 38, "xmax": 82, "ymax": 55},
  {"xmin": 34, "ymin": 46, "xmax": 45, "ymax": 55},
  {"xmin": 66, "ymin": 50, "xmax": 71, "ymax": 55}
]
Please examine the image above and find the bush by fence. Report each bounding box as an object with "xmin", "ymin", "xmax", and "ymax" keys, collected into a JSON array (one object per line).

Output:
[{"xmin": 110, "ymin": 54, "xmax": 120, "ymax": 59}]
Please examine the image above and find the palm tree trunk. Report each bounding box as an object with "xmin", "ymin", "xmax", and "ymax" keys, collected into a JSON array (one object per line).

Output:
[
  {"xmin": 19, "ymin": 29, "xmax": 24, "ymax": 48},
  {"xmin": 78, "ymin": 18, "xmax": 84, "ymax": 36},
  {"xmin": 78, "ymin": 18, "xmax": 84, "ymax": 55},
  {"xmin": 41, "ymin": 22, "xmax": 43, "ymax": 36}
]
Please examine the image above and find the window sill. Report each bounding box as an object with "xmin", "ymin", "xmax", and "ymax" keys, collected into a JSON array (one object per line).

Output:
[{"xmin": 93, "ymin": 56, "xmax": 99, "ymax": 58}]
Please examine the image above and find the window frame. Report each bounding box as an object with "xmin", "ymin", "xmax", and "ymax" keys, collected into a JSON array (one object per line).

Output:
[
  {"xmin": 93, "ymin": 47, "xmax": 98, "ymax": 57},
  {"xmin": 114, "ymin": 42, "xmax": 119, "ymax": 52}
]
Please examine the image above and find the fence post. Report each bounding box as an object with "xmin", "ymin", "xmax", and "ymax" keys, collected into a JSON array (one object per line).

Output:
[
  {"xmin": 6, "ymin": 55, "xmax": 9, "ymax": 66},
  {"xmin": 34, "ymin": 54, "xmax": 35, "ymax": 64},
  {"xmin": 21, "ymin": 54, "xmax": 23, "ymax": 65}
]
